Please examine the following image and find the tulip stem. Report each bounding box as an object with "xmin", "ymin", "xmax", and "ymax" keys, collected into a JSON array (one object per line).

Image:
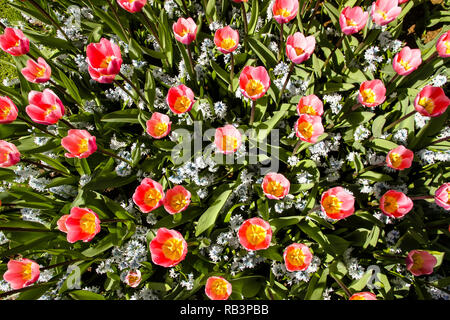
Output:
[
  {"xmin": 386, "ymin": 73, "xmax": 399, "ymax": 90},
  {"xmin": 323, "ymin": 35, "xmax": 344, "ymax": 67},
  {"xmin": 241, "ymin": 3, "xmax": 249, "ymax": 51},
  {"xmin": 278, "ymin": 62, "xmax": 295, "ymax": 104},
  {"xmin": 278, "ymin": 23, "xmax": 284, "ymax": 62},
  {"xmin": 305, "ymin": 0, "xmax": 321, "ymax": 34},
  {"xmin": 17, "ymin": 116, "xmax": 59, "ymax": 138},
  {"xmin": 301, "ymin": 0, "xmax": 311, "ymax": 16},
  {"xmin": 186, "ymin": 44, "xmax": 196, "ymax": 77},
  {"xmin": 98, "ymin": 147, "xmax": 133, "ymax": 167},
  {"xmin": 410, "ymin": 195, "xmax": 434, "ymax": 201},
  {"xmin": 141, "ymin": 12, "xmax": 161, "ymax": 48},
  {"xmin": 383, "ymin": 110, "xmax": 416, "ymax": 133},
  {"xmin": 249, "ymin": 100, "xmax": 257, "ymax": 126},
  {"xmin": 423, "ymin": 51, "xmax": 438, "ymax": 65},
  {"xmin": 329, "ymin": 272, "xmax": 352, "ymax": 299},
  {"xmin": 292, "ymin": 140, "xmax": 303, "ymax": 156},
  {"xmin": 351, "ymin": 103, "xmax": 361, "ymax": 111},
  {"xmin": 106, "ymin": 0, "xmax": 130, "ymax": 42},
  {"xmin": 118, "ymin": 72, "xmax": 152, "ymax": 111},
  {"xmin": 21, "ymin": 158, "xmax": 70, "ymax": 176},
  {"xmin": 230, "ymin": 52, "xmax": 235, "ymax": 86},
  {"xmin": 60, "ymin": 118, "xmax": 76, "ymax": 129},
  {"xmin": 181, "ymin": 0, "xmax": 189, "ymax": 15},
  {"xmin": 427, "ymin": 135, "xmax": 450, "ymax": 147}
]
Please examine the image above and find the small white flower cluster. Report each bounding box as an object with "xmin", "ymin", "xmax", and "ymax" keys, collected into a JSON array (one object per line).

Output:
[
  {"xmin": 213, "ymin": 101, "xmax": 228, "ymax": 119},
  {"xmin": 168, "ymin": 157, "xmax": 216, "ymax": 187},
  {"xmin": 180, "ymin": 273, "xmax": 195, "ymax": 290},
  {"xmin": 392, "ymin": 128, "xmax": 408, "ymax": 145},
  {"xmin": 206, "ymin": 214, "xmax": 244, "ymax": 263},
  {"xmin": 354, "ymin": 124, "xmax": 371, "ymax": 141},
  {"xmin": 49, "ymin": 185, "xmax": 78, "ymax": 199},
  {"xmin": 323, "ymin": 287, "xmax": 334, "ymax": 300},
  {"xmin": 358, "ymin": 179, "xmax": 374, "ymax": 194},
  {"xmin": 344, "ymin": 248, "xmax": 365, "ymax": 280},
  {"xmin": 386, "ymin": 229, "xmax": 400, "ymax": 245},
  {"xmin": 230, "ymin": 250, "xmax": 266, "ymax": 276},
  {"xmin": 105, "ymin": 83, "xmax": 134, "ymax": 107},
  {"xmin": 417, "ymin": 149, "xmax": 450, "ymax": 165},
  {"xmin": 378, "ymin": 31, "xmax": 402, "ymax": 53},
  {"xmin": 414, "ymin": 112, "xmax": 430, "ymax": 129},
  {"xmin": 21, "ymin": 208, "xmax": 46, "ymax": 225},
  {"xmin": 271, "ymin": 256, "xmax": 321, "ymax": 285},
  {"xmin": 308, "ymin": 133, "xmax": 342, "ymax": 164},
  {"xmin": 0, "ymin": 231, "xmax": 9, "ymax": 245},
  {"xmin": 130, "ymin": 287, "xmax": 159, "ymax": 300},
  {"xmin": 364, "ymin": 46, "xmax": 383, "ymax": 72},
  {"xmin": 426, "ymin": 275, "xmax": 450, "ymax": 300},
  {"xmin": 430, "ymin": 74, "xmax": 447, "ymax": 87},
  {"xmin": 115, "ymin": 150, "xmax": 133, "ymax": 177},
  {"xmin": 323, "ymin": 94, "xmax": 343, "ymax": 114}
]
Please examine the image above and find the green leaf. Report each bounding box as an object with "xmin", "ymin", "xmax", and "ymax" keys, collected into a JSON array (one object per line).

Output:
[
  {"xmin": 195, "ymin": 187, "xmax": 233, "ymax": 236},
  {"xmin": 359, "ymin": 171, "xmax": 393, "ymax": 182},
  {"xmin": 248, "ymin": 37, "xmax": 277, "ymax": 68},
  {"xmin": 305, "ymin": 268, "xmax": 329, "ymax": 300},
  {"xmin": 248, "ymin": 0, "xmax": 259, "ymax": 35},
  {"xmin": 32, "ymin": 153, "xmax": 71, "ymax": 175},
  {"xmin": 57, "ymin": 70, "xmax": 83, "ymax": 105},
  {"xmin": 69, "ymin": 290, "xmax": 106, "ymax": 300},
  {"xmin": 101, "ymin": 109, "xmax": 140, "ymax": 123},
  {"xmin": 368, "ymin": 139, "xmax": 398, "ymax": 153},
  {"xmin": 338, "ymin": 111, "xmax": 375, "ymax": 128}
]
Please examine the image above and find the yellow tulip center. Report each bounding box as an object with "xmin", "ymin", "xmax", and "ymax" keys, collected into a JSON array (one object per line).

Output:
[
  {"xmin": 351, "ymin": 295, "xmax": 366, "ymax": 300},
  {"xmin": 44, "ymin": 104, "xmax": 57, "ymax": 117},
  {"xmin": 411, "ymin": 253, "xmax": 424, "ymax": 271},
  {"xmin": 221, "ymin": 38, "xmax": 236, "ymax": 50},
  {"xmin": 361, "ymin": 89, "xmax": 376, "ymax": 104},
  {"xmin": 266, "ymin": 180, "xmax": 285, "ymax": 198},
  {"xmin": 78, "ymin": 138, "xmax": 89, "ymax": 154},
  {"xmin": 323, "ymin": 195, "xmax": 342, "ymax": 214},
  {"xmin": 399, "ymin": 58, "xmax": 411, "ymax": 71},
  {"xmin": 22, "ymin": 263, "xmax": 33, "ymax": 281},
  {"xmin": 162, "ymin": 237, "xmax": 184, "ymax": 261},
  {"xmin": 127, "ymin": 274, "xmax": 140, "ymax": 285},
  {"xmin": 447, "ymin": 189, "xmax": 450, "ymax": 205},
  {"xmin": 80, "ymin": 212, "xmax": 97, "ymax": 234},
  {"xmin": 221, "ymin": 135, "xmax": 238, "ymax": 152},
  {"xmin": 286, "ymin": 248, "xmax": 306, "ymax": 267},
  {"xmin": 144, "ymin": 188, "xmax": 162, "ymax": 207},
  {"xmin": 418, "ymin": 97, "xmax": 435, "ymax": 114},
  {"xmin": 299, "ymin": 105, "xmax": 316, "ymax": 115},
  {"xmin": 389, "ymin": 152, "xmax": 403, "ymax": 168},
  {"xmin": 100, "ymin": 55, "xmax": 115, "ymax": 68},
  {"xmin": 297, "ymin": 121, "xmax": 314, "ymax": 139},
  {"xmin": 245, "ymin": 79, "xmax": 265, "ymax": 97},
  {"xmin": 170, "ymin": 193, "xmax": 187, "ymax": 212},
  {"xmin": 35, "ymin": 66, "xmax": 46, "ymax": 78},
  {"xmin": 377, "ymin": 10, "xmax": 388, "ymax": 20},
  {"xmin": 346, "ymin": 18, "xmax": 358, "ymax": 27},
  {"xmin": 383, "ymin": 195, "xmax": 398, "ymax": 214},
  {"xmin": 275, "ymin": 8, "xmax": 291, "ymax": 18},
  {"xmin": 445, "ymin": 41, "xmax": 450, "ymax": 54},
  {"xmin": 211, "ymin": 279, "xmax": 228, "ymax": 297},
  {"xmin": 174, "ymin": 96, "xmax": 192, "ymax": 113},
  {"xmin": 0, "ymin": 104, "xmax": 11, "ymax": 120},
  {"xmin": 153, "ymin": 122, "xmax": 168, "ymax": 136},
  {"xmin": 245, "ymin": 224, "xmax": 267, "ymax": 246},
  {"xmin": 294, "ymin": 47, "xmax": 304, "ymax": 56}
]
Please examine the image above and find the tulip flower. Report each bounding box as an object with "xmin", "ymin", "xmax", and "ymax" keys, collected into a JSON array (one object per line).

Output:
[
  {"xmin": 436, "ymin": 30, "xmax": 450, "ymax": 58},
  {"xmin": 272, "ymin": 0, "xmax": 299, "ymax": 24},
  {"xmin": 321, "ymin": 187, "xmax": 355, "ymax": 220},
  {"xmin": 379, "ymin": 190, "xmax": 413, "ymax": 218},
  {"xmin": 149, "ymin": 228, "xmax": 188, "ymax": 267},
  {"xmin": 283, "ymin": 243, "xmax": 312, "ymax": 272},
  {"xmin": 0, "ymin": 28, "xmax": 30, "ymax": 56},
  {"xmin": 166, "ymin": 84, "xmax": 195, "ymax": 114},
  {"xmin": 117, "ymin": 0, "xmax": 147, "ymax": 13},
  {"xmin": 205, "ymin": 276, "xmax": 232, "ymax": 300},
  {"xmin": 21, "ymin": 57, "xmax": 51, "ymax": 83},
  {"xmin": 146, "ymin": 112, "xmax": 171, "ymax": 139},
  {"xmin": 294, "ymin": 114, "xmax": 324, "ymax": 144},
  {"xmin": 3, "ymin": 259, "xmax": 40, "ymax": 290},
  {"xmin": 163, "ymin": 185, "xmax": 191, "ymax": 215},
  {"xmin": 392, "ymin": 46, "xmax": 422, "ymax": 76},
  {"xmin": 285, "ymin": 32, "xmax": 316, "ymax": 64},
  {"xmin": 172, "ymin": 17, "xmax": 197, "ymax": 45},
  {"xmin": 26, "ymin": 89, "xmax": 65, "ymax": 125},
  {"xmin": 125, "ymin": 270, "xmax": 142, "ymax": 288},
  {"xmin": 133, "ymin": 178, "xmax": 165, "ymax": 213},
  {"xmin": 214, "ymin": 124, "xmax": 242, "ymax": 154},
  {"xmin": 434, "ymin": 183, "xmax": 450, "ymax": 210},
  {"xmin": 0, "ymin": 140, "xmax": 20, "ymax": 168},
  {"xmin": 65, "ymin": 207, "xmax": 101, "ymax": 243},
  {"xmin": 398, "ymin": 0, "xmax": 409, "ymax": 3},
  {"xmin": 414, "ymin": 86, "xmax": 450, "ymax": 118},
  {"xmin": 57, "ymin": 215, "xmax": 69, "ymax": 233},
  {"xmin": 406, "ymin": 250, "xmax": 437, "ymax": 276},
  {"xmin": 86, "ymin": 38, "xmax": 123, "ymax": 83},
  {"xmin": 386, "ymin": 145, "xmax": 414, "ymax": 170},
  {"xmin": 61, "ymin": 129, "xmax": 97, "ymax": 159},
  {"xmin": 339, "ymin": 6, "xmax": 369, "ymax": 35},
  {"xmin": 238, "ymin": 217, "xmax": 272, "ymax": 251},
  {"xmin": 371, "ymin": 0, "xmax": 402, "ymax": 26},
  {"xmin": 297, "ymin": 94, "xmax": 324, "ymax": 116},
  {"xmin": 239, "ymin": 66, "xmax": 271, "ymax": 101},
  {"xmin": 349, "ymin": 292, "xmax": 377, "ymax": 300},
  {"xmin": 214, "ymin": 26, "xmax": 239, "ymax": 54},
  {"xmin": 262, "ymin": 172, "xmax": 290, "ymax": 200},
  {"xmin": 0, "ymin": 96, "xmax": 18, "ymax": 124},
  {"xmin": 357, "ymin": 79, "xmax": 386, "ymax": 108}
]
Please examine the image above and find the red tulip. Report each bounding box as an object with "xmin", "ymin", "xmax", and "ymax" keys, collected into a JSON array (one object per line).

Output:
[
  {"xmin": 262, "ymin": 172, "xmax": 290, "ymax": 200},
  {"xmin": 214, "ymin": 26, "xmax": 239, "ymax": 54},
  {"xmin": 0, "ymin": 96, "xmax": 18, "ymax": 124},
  {"xmin": 132, "ymin": 178, "xmax": 165, "ymax": 213},
  {"xmin": 86, "ymin": 38, "xmax": 122, "ymax": 83},
  {"xmin": 435, "ymin": 183, "xmax": 450, "ymax": 211},
  {"xmin": 149, "ymin": 228, "xmax": 188, "ymax": 267},
  {"xmin": 61, "ymin": 129, "xmax": 97, "ymax": 159},
  {"xmin": 0, "ymin": 140, "xmax": 20, "ymax": 168},
  {"xmin": 297, "ymin": 94, "xmax": 324, "ymax": 116},
  {"xmin": 146, "ymin": 112, "xmax": 171, "ymax": 139},
  {"xmin": 214, "ymin": 124, "xmax": 242, "ymax": 154},
  {"xmin": 205, "ymin": 276, "xmax": 232, "ymax": 300},
  {"xmin": 172, "ymin": 17, "xmax": 197, "ymax": 45},
  {"xmin": 321, "ymin": 187, "xmax": 355, "ymax": 220},
  {"xmin": 0, "ymin": 28, "xmax": 29, "ymax": 56},
  {"xmin": 238, "ymin": 217, "xmax": 272, "ymax": 251},
  {"xmin": 286, "ymin": 32, "xmax": 316, "ymax": 64},
  {"xmin": 283, "ymin": 243, "xmax": 312, "ymax": 272},
  {"xmin": 239, "ymin": 66, "xmax": 270, "ymax": 101},
  {"xmin": 166, "ymin": 84, "xmax": 195, "ymax": 114},
  {"xmin": 414, "ymin": 86, "xmax": 450, "ymax": 118},
  {"xmin": 3, "ymin": 259, "xmax": 40, "ymax": 290},
  {"xmin": 163, "ymin": 185, "xmax": 191, "ymax": 215},
  {"xmin": 294, "ymin": 114, "xmax": 324, "ymax": 144},
  {"xmin": 349, "ymin": 292, "xmax": 377, "ymax": 300},
  {"xmin": 57, "ymin": 215, "xmax": 69, "ymax": 233},
  {"xmin": 406, "ymin": 250, "xmax": 437, "ymax": 276},
  {"xmin": 371, "ymin": 0, "xmax": 402, "ymax": 26},
  {"xmin": 379, "ymin": 190, "xmax": 413, "ymax": 218},
  {"xmin": 65, "ymin": 207, "xmax": 101, "ymax": 243},
  {"xmin": 26, "ymin": 89, "xmax": 65, "ymax": 125},
  {"xmin": 386, "ymin": 145, "xmax": 413, "ymax": 170},
  {"xmin": 436, "ymin": 30, "xmax": 450, "ymax": 58},
  {"xmin": 21, "ymin": 57, "xmax": 51, "ymax": 83},
  {"xmin": 357, "ymin": 79, "xmax": 386, "ymax": 108},
  {"xmin": 117, "ymin": 0, "xmax": 147, "ymax": 13},
  {"xmin": 339, "ymin": 6, "xmax": 369, "ymax": 35},
  {"xmin": 272, "ymin": 0, "xmax": 299, "ymax": 24},
  {"xmin": 392, "ymin": 46, "xmax": 422, "ymax": 76}
]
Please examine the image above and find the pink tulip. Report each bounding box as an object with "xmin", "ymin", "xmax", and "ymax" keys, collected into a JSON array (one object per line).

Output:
[
  {"xmin": 357, "ymin": 79, "xmax": 386, "ymax": 108},
  {"xmin": 392, "ymin": 46, "xmax": 422, "ymax": 76},
  {"xmin": 238, "ymin": 217, "xmax": 272, "ymax": 251},
  {"xmin": 436, "ymin": 30, "xmax": 450, "ymax": 58},
  {"xmin": 262, "ymin": 172, "xmax": 290, "ymax": 200},
  {"xmin": 379, "ymin": 190, "xmax": 413, "ymax": 218},
  {"xmin": 0, "ymin": 28, "xmax": 29, "ymax": 56},
  {"xmin": 398, "ymin": 0, "xmax": 409, "ymax": 3},
  {"xmin": 294, "ymin": 114, "xmax": 324, "ymax": 144},
  {"xmin": 406, "ymin": 250, "xmax": 437, "ymax": 276},
  {"xmin": 133, "ymin": 178, "xmax": 165, "ymax": 213},
  {"xmin": 61, "ymin": 129, "xmax": 97, "ymax": 159},
  {"xmin": 321, "ymin": 187, "xmax": 355, "ymax": 220},
  {"xmin": 272, "ymin": 0, "xmax": 299, "ymax": 24},
  {"xmin": 434, "ymin": 183, "xmax": 450, "ymax": 210},
  {"xmin": 163, "ymin": 185, "xmax": 191, "ymax": 215},
  {"xmin": 3, "ymin": 259, "xmax": 40, "ymax": 290},
  {"xmin": 0, "ymin": 140, "xmax": 20, "ymax": 168},
  {"xmin": 172, "ymin": 17, "xmax": 197, "ymax": 45},
  {"xmin": 386, "ymin": 145, "xmax": 414, "ymax": 170},
  {"xmin": 214, "ymin": 26, "xmax": 239, "ymax": 54},
  {"xmin": 125, "ymin": 270, "xmax": 142, "ymax": 287},
  {"xmin": 26, "ymin": 89, "xmax": 65, "ymax": 125},
  {"xmin": 21, "ymin": 57, "xmax": 51, "ymax": 83},
  {"xmin": 214, "ymin": 124, "xmax": 242, "ymax": 154},
  {"xmin": 65, "ymin": 207, "xmax": 101, "ymax": 243},
  {"xmin": 146, "ymin": 112, "xmax": 171, "ymax": 139},
  {"xmin": 371, "ymin": 0, "xmax": 402, "ymax": 26},
  {"xmin": 297, "ymin": 94, "xmax": 324, "ymax": 116},
  {"xmin": 339, "ymin": 6, "xmax": 369, "ymax": 35},
  {"xmin": 286, "ymin": 32, "xmax": 316, "ymax": 64},
  {"xmin": 205, "ymin": 276, "xmax": 232, "ymax": 300},
  {"xmin": 86, "ymin": 38, "xmax": 122, "ymax": 83},
  {"xmin": 166, "ymin": 84, "xmax": 195, "ymax": 114},
  {"xmin": 117, "ymin": 0, "xmax": 147, "ymax": 13},
  {"xmin": 149, "ymin": 228, "xmax": 188, "ymax": 267},
  {"xmin": 0, "ymin": 96, "xmax": 18, "ymax": 124},
  {"xmin": 57, "ymin": 215, "xmax": 69, "ymax": 233},
  {"xmin": 349, "ymin": 292, "xmax": 377, "ymax": 300},
  {"xmin": 414, "ymin": 86, "xmax": 450, "ymax": 118},
  {"xmin": 239, "ymin": 66, "xmax": 271, "ymax": 101},
  {"xmin": 283, "ymin": 243, "xmax": 312, "ymax": 272}
]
